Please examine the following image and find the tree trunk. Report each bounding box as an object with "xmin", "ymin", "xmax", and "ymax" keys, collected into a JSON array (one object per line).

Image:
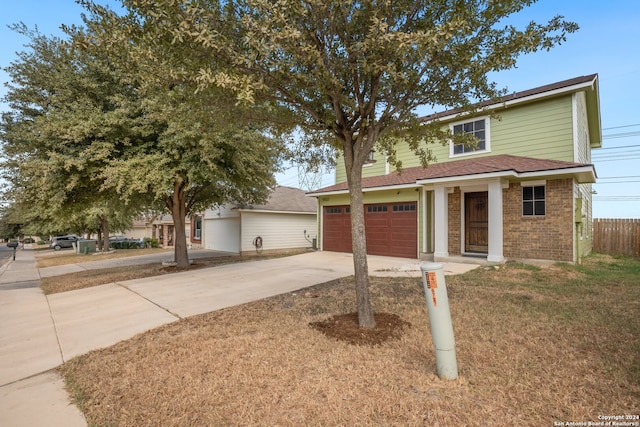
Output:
[
  {"xmin": 166, "ymin": 180, "xmax": 190, "ymax": 267},
  {"xmin": 346, "ymin": 161, "xmax": 376, "ymax": 328},
  {"xmin": 97, "ymin": 227, "xmax": 103, "ymax": 251},
  {"xmin": 99, "ymin": 215, "xmax": 109, "ymax": 252}
]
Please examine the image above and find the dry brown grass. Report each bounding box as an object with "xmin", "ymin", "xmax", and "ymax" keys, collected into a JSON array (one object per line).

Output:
[
  {"xmin": 59, "ymin": 255, "xmax": 640, "ymax": 426},
  {"xmin": 35, "ymin": 248, "xmax": 170, "ymax": 268}
]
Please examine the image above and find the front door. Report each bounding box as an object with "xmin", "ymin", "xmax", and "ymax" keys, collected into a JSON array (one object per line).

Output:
[{"xmin": 465, "ymin": 192, "xmax": 488, "ymax": 253}]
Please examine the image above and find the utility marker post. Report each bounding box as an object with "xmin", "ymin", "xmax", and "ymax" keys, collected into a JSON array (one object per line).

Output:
[{"xmin": 421, "ymin": 263, "xmax": 458, "ymax": 380}]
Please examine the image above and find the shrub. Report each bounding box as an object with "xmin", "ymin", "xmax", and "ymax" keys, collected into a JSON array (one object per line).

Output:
[
  {"xmin": 143, "ymin": 237, "xmax": 160, "ymax": 248},
  {"xmin": 110, "ymin": 239, "xmax": 144, "ymax": 250}
]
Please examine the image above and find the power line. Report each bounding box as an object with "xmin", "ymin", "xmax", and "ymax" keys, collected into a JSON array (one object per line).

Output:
[
  {"xmin": 594, "ymin": 197, "xmax": 640, "ymax": 201},
  {"xmin": 593, "ymin": 157, "xmax": 640, "ymax": 163},
  {"xmin": 595, "ymin": 144, "xmax": 640, "ymax": 151},
  {"xmin": 595, "ymin": 181, "xmax": 640, "ymax": 184},
  {"xmin": 602, "ymin": 123, "xmax": 640, "ymax": 130},
  {"xmin": 602, "ymin": 131, "xmax": 640, "ymax": 139}
]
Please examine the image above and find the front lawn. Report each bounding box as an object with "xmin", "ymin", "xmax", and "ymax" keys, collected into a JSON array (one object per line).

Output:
[{"xmin": 59, "ymin": 254, "xmax": 639, "ymax": 426}]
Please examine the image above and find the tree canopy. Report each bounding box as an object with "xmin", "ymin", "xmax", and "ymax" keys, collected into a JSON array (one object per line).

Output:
[
  {"xmin": 70, "ymin": 3, "xmax": 285, "ymax": 264},
  {"xmin": 1, "ymin": 15, "xmax": 285, "ymax": 264},
  {"xmin": 1, "ymin": 25, "xmax": 144, "ymax": 245}
]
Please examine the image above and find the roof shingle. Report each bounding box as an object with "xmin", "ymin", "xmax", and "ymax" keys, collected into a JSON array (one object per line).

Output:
[
  {"xmin": 245, "ymin": 186, "xmax": 317, "ymax": 212},
  {"xmin": 308, "ymin": 155, "xmax": 594, "ymax": 195}
]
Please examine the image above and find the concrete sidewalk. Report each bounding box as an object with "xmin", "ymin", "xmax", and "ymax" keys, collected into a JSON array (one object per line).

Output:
[{"xmin": 0, "ymin": 247, "xmax": 478, "ymax": 426}]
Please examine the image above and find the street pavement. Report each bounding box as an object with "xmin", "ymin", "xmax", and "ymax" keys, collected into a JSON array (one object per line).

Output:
[{"xmin": 0, "ymin": 246, "xmax": 479, "ymax": 426}]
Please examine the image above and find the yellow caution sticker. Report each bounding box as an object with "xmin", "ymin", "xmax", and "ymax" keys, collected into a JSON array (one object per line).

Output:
[{"xmin": 426, "ymin": 271, "xmax": 438, "ymax": 307}]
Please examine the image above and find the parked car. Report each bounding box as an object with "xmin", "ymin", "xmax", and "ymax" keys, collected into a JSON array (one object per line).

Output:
[{"xmin": 50, "ymin": 235, "xmax": 79, "ymax": 251}]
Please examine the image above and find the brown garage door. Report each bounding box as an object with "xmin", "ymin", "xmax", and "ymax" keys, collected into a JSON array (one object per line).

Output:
[
  {"xmin": 322, "ymin": 206, "xmax": 352, "ymax": 253},
  {"xmin": 323, "ymin": 202, "xmax": 417, "ymax": 258}
]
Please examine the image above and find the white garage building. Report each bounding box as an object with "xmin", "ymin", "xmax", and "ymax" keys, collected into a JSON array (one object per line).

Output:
[{"xmin": 202, "ymin": 186, "xmax": 317, "ymax": 254}]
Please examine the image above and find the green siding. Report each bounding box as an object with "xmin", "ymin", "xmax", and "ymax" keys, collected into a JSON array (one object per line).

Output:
[
  {"xmin": 333, "ymin": 95, "xmax": 576, "ymax": 182},
  {"xmin": 334, "ymin": 150, "xmax": 387, "ymax": 183},
  {"xmin": 490, "ymin": 97, "xmax": 574, "ymax": 161},
  {"xmin": 334, "ymin": 154, "xmax": 346, "ymax": 183}
]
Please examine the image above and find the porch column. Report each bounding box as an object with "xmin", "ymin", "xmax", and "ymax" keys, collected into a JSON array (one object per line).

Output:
[
  {"xmin": 433, "ymin": 185, "xmax": 449, "ymax": 259},
  {"xmin": 487, "ymin": 179, "xmax": 505, "ymax": 263}
]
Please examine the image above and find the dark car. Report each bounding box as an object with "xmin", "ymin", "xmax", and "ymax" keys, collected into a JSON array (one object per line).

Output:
[{"xmin": 50, "ymin": 235, "xmax": 79, "ymax": 251}]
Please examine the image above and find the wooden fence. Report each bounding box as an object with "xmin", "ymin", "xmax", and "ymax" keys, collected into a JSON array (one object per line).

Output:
[{"xmin": 593, "ymin": 218, "xmax": 640, "ymax": 257}]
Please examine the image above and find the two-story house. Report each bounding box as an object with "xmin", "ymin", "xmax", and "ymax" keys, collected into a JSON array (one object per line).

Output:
[{"xmin": 308, "ymin": 74, "xmax": 601, "ymax": 264}]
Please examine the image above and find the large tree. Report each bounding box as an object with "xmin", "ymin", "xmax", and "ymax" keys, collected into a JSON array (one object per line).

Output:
[
  {"xmin": 85, "ymin": 0, "xmax": 577, "ymax": 326},
  {"xmin": 71, "ymin": 3, "xmax": 285, "ymax": 266},
  {"xmin": 1, "ymin": 25, "xmax": 148, "ymax": 249}
]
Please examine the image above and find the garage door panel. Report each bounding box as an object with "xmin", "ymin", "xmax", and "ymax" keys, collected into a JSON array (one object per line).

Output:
[
  {"xmin": 323, "ymin": 206, "xmax": 352, "ymax": 253},
  {"xmin": 323, "ymin": 201, "xmax": 417, "ymax": 258},
  {"xmin": 364, "ymin": 219, "xmax": 388, "ymax": 228}
]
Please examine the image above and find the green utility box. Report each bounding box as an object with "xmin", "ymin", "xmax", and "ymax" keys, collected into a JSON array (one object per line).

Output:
[{"xmin": 76, "ymin": 239, "xmax": 97, "ymax": 254}]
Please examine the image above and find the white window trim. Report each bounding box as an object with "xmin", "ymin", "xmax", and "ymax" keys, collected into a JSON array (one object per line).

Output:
[
  {"xmin": 449, "ymin": 116, "xmax": 491, "ymax": 158},
  {"xmin": 520, "ymin": 180, "xmax": 547, "ymax": 187}
]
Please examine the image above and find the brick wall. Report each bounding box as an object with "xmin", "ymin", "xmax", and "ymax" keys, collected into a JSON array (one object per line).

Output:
[{"xmin": 503, "ymin": 179, "xmax": 575, "ymax": 262}]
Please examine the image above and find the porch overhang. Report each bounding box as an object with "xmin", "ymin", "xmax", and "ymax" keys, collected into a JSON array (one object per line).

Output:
[
  {"xmin": 308, "ymin": 154, "xmax": 597, "ymax": 198},
  {"xmin": 415, "ymin": 165, "xmax": 597, "ymax": 186}
]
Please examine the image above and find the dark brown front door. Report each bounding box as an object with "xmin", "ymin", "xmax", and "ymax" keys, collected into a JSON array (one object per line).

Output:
[{"xmin": 465, "ymin": 192, "xmax": 488, "ymax": 253}]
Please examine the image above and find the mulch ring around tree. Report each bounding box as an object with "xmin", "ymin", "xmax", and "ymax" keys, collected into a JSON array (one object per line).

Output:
[{"xmin": 309, "ymin": 312, "xmax": 411, "ymax": 346}]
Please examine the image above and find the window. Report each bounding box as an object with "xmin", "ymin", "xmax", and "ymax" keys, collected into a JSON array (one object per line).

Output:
[
  {"xmin": 193, "ymin": 216, "xmax": 202, "ymax": 240},
  {"xmin": 451, "ymin": 118, "xmax": 489, "ymax": 156},
  {"xmin": 367, "ymin": 205, "xmax": 388, "ymax": 213},
  {"xmin": 326, "ymin": 207, "xmax": 342, "ymax": 214},
  {"xmin": 523, "ymin": 185, "xmax": 545, "ymax": 216},
  {"xmin": 393, "ymin": 204, "xmax": 416, "ymax": 212},
  {"xmin": 363, "ymin": 150, "xmax": 377, "ymax": 166}
]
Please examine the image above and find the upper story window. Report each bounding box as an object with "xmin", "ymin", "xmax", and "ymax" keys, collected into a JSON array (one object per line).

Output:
[
  {"xmin": 363, "ymin": 150, "xmax": 376, "ymax": 167},
  {"xmin": 450, "ymin": 117, "xmax": 490, "ymax": 157}
]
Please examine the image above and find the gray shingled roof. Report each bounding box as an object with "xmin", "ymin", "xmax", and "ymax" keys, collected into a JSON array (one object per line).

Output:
[{"xmin": 242, "ymin": 186, "xmax": 317, "ymax": 213}]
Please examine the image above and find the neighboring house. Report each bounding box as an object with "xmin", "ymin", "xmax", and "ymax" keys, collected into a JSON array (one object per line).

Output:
[
  {"xmin": 308, "ymin": 74, "xmax": 601, "ymax": 264},
  {"xmin": 124, "ymin": 215, "xmax": 190, "ymax": 248},
  {"xmin": 202, "ymin": 186, "xmax": 318, "ymax": 254}
]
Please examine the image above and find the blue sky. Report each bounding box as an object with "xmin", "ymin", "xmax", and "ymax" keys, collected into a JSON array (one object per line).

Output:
[{"xmin": 1, "ymin": 0, "xmax": 639, "ymax": 218}]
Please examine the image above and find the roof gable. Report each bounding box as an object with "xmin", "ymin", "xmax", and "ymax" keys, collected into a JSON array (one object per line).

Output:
[{"xmin": 424, "ymin": 74, "xmax": 602, "ymax": 149}]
